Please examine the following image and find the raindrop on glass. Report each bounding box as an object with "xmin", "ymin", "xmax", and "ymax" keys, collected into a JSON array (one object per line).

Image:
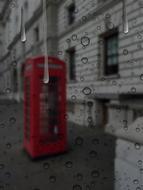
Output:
[
  {"xmin": 89, "ymin": 151, "xmax": 97, "ymax": 158},
  {"xmin": 20, "ymin": 7, "xmax": 27, "ymax": 42},
  {"xmin": 0, "ymin": 164, "xmax": 5, "ymax": 170},
  {"xmin": 131, "ymin": 87, "xmax": 136, "ymax": 93},
  {"xmin": 82, "ymin": 87, "xmax": 92, "ymax": 95},
  {"xmin": 73, "ymin": 184, "xmax": 82, "ymax": 190},
  {"xmin": 138, "ymin": 160, "xmax": 142, "ymax": 166},
  {"xmin": 123, "ymin": 0, "xmax": 129, "ymax": 34},
  {"xmin": 5, "ymin": 88, "xmax": 11, "ymax": 94},
  {"xmin": 75, "ymin": 137, "xmax": 84, "ymax": 146},
  {"xmin": 5, "ymin": 172, "xmax": 11, "ymax": 178},
  {"xmin": 71, "ymin": 95, "xmax": 76, "ymax": 101},
  {"xmin": 92, "ymin": 138, "xmax": 99, "ymax": 145},
  {"xmin": 0, "ymin": 123, "xmax": 5, "ymax": 128},
  {"xmin": 91, "ymin": 170, "xmax": 100, "ymax": 178},
  {"xmin": 81, "ymin": 57, "xmax": 88, "ymax": 64},
  {"xmin": 133, "ymin": 179, "xmax": 139, "ymax": 185},
  {"xmin": 9, "ymin": 117, "xmax": 16, "ymax": 125},
  {"xmin": 43, "ymin": 162, "xmax": 49, "ymax": 169},
  {"xmin": 123, "ymin": 49, "xmax": 128, "ymax": 55},
  {"xmin": 135, "ymin": 143, "xmax": 140, "ymax": 150},
  {"xmin": 72, "ymin": 34, "xmax": 78, "ymax": 41},
  {"xmin": 140, "ymin": 74, "xmax": 143, "ymax": 81},
  {"xmin": 76, "ymin": 173, "xmax": 83, "ymax": 181},
  {"xmin": 81, "ymin": 36, "xmax": 90, "ymax": 47},
  {"xmin": 49, "ymin": 176, "xmax": 56, "ymax": 183},
  {"xmin": 6, "ymin": 143, "xmax": 12, "ymax": 149},
  {"xmin": 65, "ymin": 161, "xmax": 73, "ymax": 168}
]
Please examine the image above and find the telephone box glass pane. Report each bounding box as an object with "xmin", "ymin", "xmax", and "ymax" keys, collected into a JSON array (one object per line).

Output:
[{"xmin": 39, "ymin": 77, "xmax": 60, "ymax": 144}]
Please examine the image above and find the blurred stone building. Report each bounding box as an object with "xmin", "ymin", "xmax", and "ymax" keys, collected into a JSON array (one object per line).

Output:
[
  {"xmin": 0, "ymin": 0, "xmax": 143, "ymax": 127},
  {"xmin": 0, "ymin": 0, "xmax": 143, "ymax": 188}
]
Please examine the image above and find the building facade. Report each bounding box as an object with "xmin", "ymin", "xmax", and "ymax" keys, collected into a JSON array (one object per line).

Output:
[
  {"xmin": 0, "ymin": 1, "xmax": 142, "ymax": 126},
  {"xmin": 0, "ymin": 0, "xmax": 142, "ymax": 127}
]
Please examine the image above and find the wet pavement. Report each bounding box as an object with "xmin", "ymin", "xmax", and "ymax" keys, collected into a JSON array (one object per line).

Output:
[{"xmin": 0, "ymin": 101, "xmax": 116, "ymax": 190}]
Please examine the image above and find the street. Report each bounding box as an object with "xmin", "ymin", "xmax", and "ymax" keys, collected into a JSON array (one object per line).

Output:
[{"xmin": 0, "ymin": 101, "xmax": 116, "ymax": 190}]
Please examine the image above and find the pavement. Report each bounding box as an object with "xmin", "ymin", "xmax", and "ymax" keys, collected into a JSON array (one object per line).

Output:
[{"xmin": 0, "ymin": 101, "xmax": 116, "ymax": 190}]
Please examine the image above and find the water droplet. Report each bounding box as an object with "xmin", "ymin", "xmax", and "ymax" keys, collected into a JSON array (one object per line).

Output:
[
  {"xmin": 5, "ymin": 88, "xmax": 11, "ymax": 94},
  {"xmin": 112, "ymin": 80, "xmax": 117, "ymax": 85},
  {"xmin": 133, "ymin": 179, "xmax": 139, "ymax": 184},
  {"xmin": 0, "ymin": 164, "xmax": 5, "ymax": 170},
  {"xmin": 43, "ymin": 57, "xmax": 49, "ymax": 84},
  {"xmin": 20, "ymin": 7, "xmax": 27, "ymax": 42},
  {"xmin": 66, "ymin": 38, "xmax": 71, "ymax": 43},
  {"xmin": 81, "ymin": 57, "xmax": 88, "ymax": 64},
  {"xmin": 92, "ymin": 138, "xmax": 99, "ymax": 145},
  {"xmin": 43, "ymin": 162, "xmax": 49, "ymax": 169},
  {"xmin": 72, "ymin": 34, "xmax": 78, "ymax": 41},
  {"xmin": 82, "ymin": 87, "xmax": 92, "ymax": 95},
  {"xmin": 75, "ymin": 137, "xmax": 84, "ymax": 145},
  {"xmin": 71, "ymin": 95, "xmax": 76, "ymax": 101},
  {"xmin": 12, "ymin": 60, "xmax": 17, "ymax": 67},
  {"xmin": 123, "ymin": 0, "xmax": 129, "ymax": 34},
  {"xmin": 91, "ymin": 170, "xmax": 100, "ymax": 178},
  {"xmin": 140, "ymin": 168, "xmax": 143, "ymax": 173},
  {"xmin": 138, "ymin": 160, "xmax": 142, "ymax": 166},
  {"xmin": 49, "ymin": 176, "xmax": 56, "ymax": 183},
  {"xmin": 136, "ymin": 127, "xmax": 140, "ymax": 133},
  {"xmin": 80, "ymin": 76, "xmax": 84, "ymax": 82},
  {"xmin": 140, "ymin": 74, "xmax": 143, "ymax": 81},
  {"xmin": 89, "ymin": 151, "xmax": 97, "ymax": 158},
  {"xmin": 0, "ymin": 123, "xmax": 5, "ymax": 128},
  {"xmin": 6, "ymin": 143, "xmax": 12, "ymax": 149},
  {"xmin": 5, "ymin": 172, "xmax": 11, "ymax": 178},
  {"xmin": 105, "ymin": 13, "xmax": 111, "ymax": 19},
  {"xmin": 135, "ymin": 143, "xmax": 141, "ymax": 150},
  {"xmin": 9, "ymin": 117, "xmax": 16, "ymax": 124},
  {"xmin": 73, "ymin": 184, "xmax": 82, "ymax": 190},
  {"xmin": 76, "ymin": 173, "xmax": 83, "ymax": 181},
  {"xmin": 85, "ymin": 185, "xmax": 90, "ymax": 190},
  {"xmin": 131, "ymin": 87, "xmax": 136, "ymax": 93},
  {"xmin": 82, "ymin": 16, "xmax": 87, "ymax": 22},
  {"xmin": 123, "ymin": 49, "xmax": 128, "ymax": 55},
  {"xmin": 87, "ymin": 117, "xmax": 93, "ymax": 124},
  {"xmin": 136, "ymin": 187, "xmax": 141, "ymax": 190},
  {"xmin": 65, "ymin": 161, "xmax": 73, "ymax": 168},
  {"xmin": 81, "ymin": 36, "xmax": 90, "ymax": 47}
]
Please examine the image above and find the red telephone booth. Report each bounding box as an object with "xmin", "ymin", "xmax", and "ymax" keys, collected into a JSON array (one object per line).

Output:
[{"xmin": 24, "ymin": 56, "xmax": 67, "ymax": 158}]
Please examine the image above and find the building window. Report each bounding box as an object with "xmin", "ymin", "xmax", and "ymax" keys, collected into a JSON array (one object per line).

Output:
[
  {"xmin": 34, "ymin": 26, "xmax": 39, "ymax": 42},
  {"xmin": 66, "ymin": 47, "xmax": 76, "ymax": 81},
  {"xmin": 67, "ymin": 3, "xmax": 75, "ymax": 25},
  {"xmin": 102, "ymin": 29, "xmax": 119, "ymax": 76}
]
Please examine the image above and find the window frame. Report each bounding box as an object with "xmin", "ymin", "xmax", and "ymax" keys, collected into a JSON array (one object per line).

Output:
[
  {"xmin": 100, "ymin": 28, "xmax": 119, "ymax": 77},
  {"xmin": 66, "ymin": 47, "xmax": 76, "ymax": 82},
  {"xmin": 67, "ymin": 2, "xmax": 75, "ymax": 25}
]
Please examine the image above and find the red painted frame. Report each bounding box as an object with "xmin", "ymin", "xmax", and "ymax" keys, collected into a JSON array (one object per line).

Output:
[{"xmin": 24, "ymin": 56, "xmax": 67, "ymax": 158}]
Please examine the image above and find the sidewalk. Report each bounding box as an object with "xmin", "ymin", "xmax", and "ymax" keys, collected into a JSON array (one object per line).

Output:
[{"xmin": 0, "ymin": 102, "xmax": 116, "ymax": 190}]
